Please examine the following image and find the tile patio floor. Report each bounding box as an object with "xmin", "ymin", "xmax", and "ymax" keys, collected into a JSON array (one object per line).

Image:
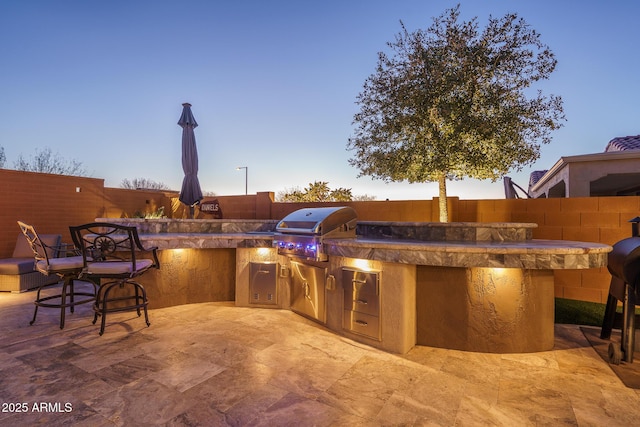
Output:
[{"xmin": 1, "ymin": 282, "xmax": 640, "ymax": 426}]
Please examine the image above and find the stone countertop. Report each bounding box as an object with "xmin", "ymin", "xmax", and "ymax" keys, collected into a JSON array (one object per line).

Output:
[
  {"xmin": 137, "ymin": 233, "xmax": 273, "ymax": 250},
  {"xmin": 135, "ymin": 232, "xmax": 611, "ymax": 270},
  {"xmin": 356, "ymin": 221, "xmax": 537, "ymax": 242},
  {"xmin": 325, "ymin": 237, "xmax": 611, "ymax": 269},
  {"xmin": 95, "ymin": 218, "xmax": 278, "ymax": 234}
]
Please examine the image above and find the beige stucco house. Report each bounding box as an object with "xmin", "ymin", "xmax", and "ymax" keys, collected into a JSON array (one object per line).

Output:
[{"xmin": 527, "ymin": 135, "xmax": 640, "ymax": 198}]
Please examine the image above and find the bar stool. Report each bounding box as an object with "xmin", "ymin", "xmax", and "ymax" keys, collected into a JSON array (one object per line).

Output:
[
  {"xmin": 69, "ymin": 222, "xmax": 159, "ymax": 335},
  {"xmin": 17, "ymin": 221, "xmax": 97, "ymax": 329}
]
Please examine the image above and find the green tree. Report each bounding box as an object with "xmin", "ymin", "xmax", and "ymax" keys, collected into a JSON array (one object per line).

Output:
[
  {"xmin": 278, "ymin": 181, "xmax": 356, "ymax": 202},
  {"xmin": 0, "ymin": 146, "xmax": 6, "ymax": 168},
  {"xmin": 348, "ymin": 6, "xmax": 565, "ymax": 221},
  {"xmin": 330, "ymin": 187, "xmax": 354, "ymax": 202},
  {"xmin": 14, "ymin": 147, "xmax": 88, "ymax": 176},
  {"xmin": 120, "ymin": 178, "xmax": 170, "ymax": 190}
]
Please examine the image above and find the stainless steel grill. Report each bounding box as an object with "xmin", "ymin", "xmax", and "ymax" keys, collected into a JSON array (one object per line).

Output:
[{"xmin": 273, "ymin": 206, "xmax": 357, "ymax": 262}]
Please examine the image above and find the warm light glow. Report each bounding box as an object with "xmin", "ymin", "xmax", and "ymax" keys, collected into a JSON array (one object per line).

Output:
[
  {"xmin": 352, "ymin": 258, "xmax": 374, "ymax": 271},
  {"xmin": 252, "ymin": 247, "xmax": 275, "ymax": 263},
  {"xmin": 473, "ymin": 267, "xmax": 523, "ymax": 287},
  {"xmin": 256, "ymin": 247, "xmax": 271, "ymax": 257},
  {"xmin": 490, "ymin": 267, "xmax": 508, "ymax": 276},
  {"xmin": 487, "ymin": 267, "xmax": 520, "ymax": 280}
]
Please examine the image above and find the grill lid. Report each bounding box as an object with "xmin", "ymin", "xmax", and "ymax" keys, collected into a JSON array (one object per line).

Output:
[
  {"xmin": 608, "ymin": 237, "xmax": 640, "ymax": 284},
  {"xmin": 275, "ymin": 206, "xmax": 357, "ymax": 236}
]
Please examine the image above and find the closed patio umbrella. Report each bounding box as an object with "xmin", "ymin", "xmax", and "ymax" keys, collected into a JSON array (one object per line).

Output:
[{"xmin": 178, "ymin": 102, "xmax": 203, "ymax": 218}]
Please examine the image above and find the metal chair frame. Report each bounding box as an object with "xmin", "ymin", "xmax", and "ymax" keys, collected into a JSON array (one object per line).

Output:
[
  {"xmin": 17, "ymin": 221, "xmax": 96, "ymax": 329},
  {"xmin": 69, "ymin": 222, "xmax": 159, "ymax": 335}
]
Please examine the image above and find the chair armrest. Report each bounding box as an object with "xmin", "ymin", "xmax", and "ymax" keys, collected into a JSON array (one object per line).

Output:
[
  {"xmin": 131, "ymin": 234, "xmax": 160, "ymax": 268},
  {"xmin": 135, "ymin": 245, "xmax": 160, "ymax": 269},
  {"xmin": 147, "ymin": 246, "xmax": 160, "ymax": 269}
]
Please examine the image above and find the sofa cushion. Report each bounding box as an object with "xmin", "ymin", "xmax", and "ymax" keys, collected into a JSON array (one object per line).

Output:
[
  {"xmin": 12, "ymin": 234, "xmax": 61, "ymax": 258},
  {"xmin": 0, "ymin": 257, "xmax": 36, "ymax": 275}
]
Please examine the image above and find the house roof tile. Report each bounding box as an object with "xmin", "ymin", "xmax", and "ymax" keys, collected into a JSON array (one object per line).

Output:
[
  {"xmin": 529, "ymin": 170, "xmax": 548, "ymax": 187},
  {"xmin": 605, "ymin": 135, "xmax": 640, "ymax": 152}
]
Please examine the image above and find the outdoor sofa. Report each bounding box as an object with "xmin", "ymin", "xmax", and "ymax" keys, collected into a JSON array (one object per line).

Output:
[{"xmin": 0, "ymin": 234, "xmax": 62, "ymax": 292}]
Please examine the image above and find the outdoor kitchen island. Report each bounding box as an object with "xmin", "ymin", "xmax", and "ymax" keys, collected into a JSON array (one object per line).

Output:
[
  {"xmin": 101, "ymin": 218, "xmax": 611, "ymax": 355},
  {"xmin": 328, "ymin": 221, "xmax": 611, "ymax": 354}
]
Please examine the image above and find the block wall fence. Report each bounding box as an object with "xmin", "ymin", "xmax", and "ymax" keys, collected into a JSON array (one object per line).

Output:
[{"xmin": 2, "ymin": 169, "xmax": 635, "ymax": 304}]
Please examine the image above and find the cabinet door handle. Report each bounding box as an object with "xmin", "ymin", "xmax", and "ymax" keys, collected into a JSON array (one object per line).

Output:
[
  {"xmin": 355, "ymin": 299, "xmax": 368, "ymax": 305},
  {"xmin": 355, "ymin": 320, "xmax": 368, "ymax": 326}
]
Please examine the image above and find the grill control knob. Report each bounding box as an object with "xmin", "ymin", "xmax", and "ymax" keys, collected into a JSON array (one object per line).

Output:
[{"xmin": 287, "ymin": 243, "xmax": 295, "ymax": 250}]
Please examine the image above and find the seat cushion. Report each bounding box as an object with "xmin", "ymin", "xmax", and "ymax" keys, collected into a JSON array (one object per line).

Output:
[
  {"xmin": 0, "ymin": 257, "xmax": 36, "ymax": 275},
  {"xmin": 35, "ymin": 256, "xmax": 84, "ymax": 274},
  {"xmin": 86, "ymin": 259, "xmax": 154, "ymax": 275}
]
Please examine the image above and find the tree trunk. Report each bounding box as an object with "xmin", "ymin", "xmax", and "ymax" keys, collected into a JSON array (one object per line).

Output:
[{"xmin": 438, "ymin": 174, "xmax": 448, "ymax": 222}]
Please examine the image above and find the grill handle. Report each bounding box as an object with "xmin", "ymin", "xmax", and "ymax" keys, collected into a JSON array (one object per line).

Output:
[{"xmin": 274, "ymin": 228, "xmax": 317, "ymax": 235}]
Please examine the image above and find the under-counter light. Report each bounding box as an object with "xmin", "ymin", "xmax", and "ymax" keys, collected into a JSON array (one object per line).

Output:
[
  {"xmin": 252, "ymin": 247, "xmax": 275, "ymax": 263},
  {"xmin": 256, "ymin": 247, "xmax": 272, "ymax": 257},
  {"xmin": 352, "ymin": 258, "xmax": 374, "ymax": 271},
  {"xmin": 473, "ymin": 267, "xmax": 523, "ymax": 289},
  {"xmin": 487, "ymin": 267, "xmax": 520, "ymax": 280}
]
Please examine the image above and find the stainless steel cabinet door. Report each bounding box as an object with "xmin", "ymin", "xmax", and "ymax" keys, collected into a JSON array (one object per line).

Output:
[{"xmin": 290, "ymin": 261, "xmax": 326, "ymax": 323}]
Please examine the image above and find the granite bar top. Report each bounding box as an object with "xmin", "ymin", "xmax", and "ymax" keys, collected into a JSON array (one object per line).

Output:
[
  {"xmin": 134, "ymin": 231, "xmax": 611, "ymax": 270},
  {"xmin": 325, "ymin": 237, "xmax": 611, "ymax": 269},
  {"xmin": 95, "ymin": 218, "xmax": 278, "ymax": 234},
  {"xmin": 137, "ymin": 233, "xmax": 274, "ymax": 250},
  {"xmin": 98, "ymin": 219, "xmax": 611, "ymax": 269},
  {"xmin": 356, "ymin": 221, "xmax": 536, "ymax": 242}
]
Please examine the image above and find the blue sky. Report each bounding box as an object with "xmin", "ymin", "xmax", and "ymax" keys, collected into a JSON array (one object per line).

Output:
[{"xmin": 1, "ymin": 1, "xmax": 639, "ymax": 200}]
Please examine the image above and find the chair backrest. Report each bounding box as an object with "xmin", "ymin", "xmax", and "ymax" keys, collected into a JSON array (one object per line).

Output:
[
  {"xmin": 69, "ymin": 222, "xmax": 159, "ymax": 277},
  {"xmin": 17, "ymin": 221, "xmax": 62, "ymax": 268}
]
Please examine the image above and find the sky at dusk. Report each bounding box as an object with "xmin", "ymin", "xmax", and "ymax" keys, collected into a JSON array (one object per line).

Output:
[{"xmin": 1, "ymin": 1, "xmax": 639, "ymax": 201}]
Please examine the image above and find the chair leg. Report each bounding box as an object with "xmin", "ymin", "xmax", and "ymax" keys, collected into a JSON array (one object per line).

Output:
[
  {"xmin": 93, "ymin": 280, "xmax": 151, "ymax": 335},
  {"xmin": 59, "ymin": 279, "xmax": 68, "ymax": 329},
  {"xmin": 92, "ymin": 284, "xmax": 105, "ymax": 326},
  {"xmin": 98, "ymin": 283, "xmax": 115, "ymax": 336},
  {"xmin": 29, "ymin": 286, "xmax": 43, "ymax": 326},
  {"xmin": 69, "ymin": 279, "xmax": 75, "ymax": 314},
  {"xmin": 29, "ymin": 274, "xmax": 95, "ymax": 329},
  {"xmin": 137, "ymin": 283, "xmax": 150, "ymax": 327}
]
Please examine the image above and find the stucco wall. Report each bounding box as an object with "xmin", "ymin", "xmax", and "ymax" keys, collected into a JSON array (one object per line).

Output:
[{"xmin": 0, "ymin": 169, "xmax": 179, "ymax": 257}]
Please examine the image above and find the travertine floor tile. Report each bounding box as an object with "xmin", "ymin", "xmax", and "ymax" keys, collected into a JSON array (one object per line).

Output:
[{"xmin": 1, "ymin": 286, "xmax": 640, "ymax": 426}]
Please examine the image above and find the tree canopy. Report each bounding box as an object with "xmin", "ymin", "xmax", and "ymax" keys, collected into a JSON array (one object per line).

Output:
[
  {"xmin": 120, "ymin": 178, "xmax": 170, "ymax": 191},
  {"xmin": 278, "ymin": 181, "xmax": 355, "ymax": 202},
  {"xmin": 348, "ymin": 5, "xmax": 565, "ymax": 221},
  {"xmin": 13, "ymin": 147, "xmax": 89, "ymax": 176}
]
